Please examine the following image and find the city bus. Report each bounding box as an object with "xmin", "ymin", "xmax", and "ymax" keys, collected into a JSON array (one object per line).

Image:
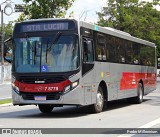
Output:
[{"xmin": 4, "ymin": 19, "xmax": 156, "ymax": 113}]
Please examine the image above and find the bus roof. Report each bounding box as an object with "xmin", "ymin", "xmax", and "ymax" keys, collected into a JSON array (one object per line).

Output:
[
  {"xmin": 79, "ymin": 21, "xmax": 155, "ymax": 47},
  {"xmin": 17, "ymin": 18, "xmax": 75, "ymax": 23}
]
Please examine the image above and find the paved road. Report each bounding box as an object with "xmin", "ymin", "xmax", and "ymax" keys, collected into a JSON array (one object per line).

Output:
[{"xmin": 0, "ymin": 83, "xmax": 160, "ymax": 137}]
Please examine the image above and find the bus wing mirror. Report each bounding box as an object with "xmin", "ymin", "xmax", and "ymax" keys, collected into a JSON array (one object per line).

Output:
[{"xmin": 4, "ymin": 37, "xmax": 12, "ymax": 63}]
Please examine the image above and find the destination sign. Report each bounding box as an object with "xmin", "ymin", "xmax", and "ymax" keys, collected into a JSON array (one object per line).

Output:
[{"xmin": 21, "ymin": 22, "xmax": 69, "ymax": 32}]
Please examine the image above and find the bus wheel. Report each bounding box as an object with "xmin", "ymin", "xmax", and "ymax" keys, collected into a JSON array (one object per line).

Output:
[
  {"xmin": 38, "ymin": 104, "xmax": 54, "ymax": 113},
  {"xmin": 135, "ymin": 83, "xmax": 143, "ymax": 103},
  {"xmin": 91, "ymin": 87, "xmax": 104, "ymax": 113},
  {"xmin": 128, "ymin": 83, "xmax": 143, "ymax": 104}
]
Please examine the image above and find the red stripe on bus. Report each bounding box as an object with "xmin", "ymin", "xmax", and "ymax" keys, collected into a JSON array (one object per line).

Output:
[{"xmin": 120, "ymin": 72, "xmax": 156, "ymax": 90}]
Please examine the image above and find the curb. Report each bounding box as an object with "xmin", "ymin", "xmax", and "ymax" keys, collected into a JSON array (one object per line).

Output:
[
  {"xmin": 0, "ymin": 97, "xmax": 12, "ymax": 100},
  {"xmin": 0, "ymin": 98, "xmax": 12, "ymax": 107},
  {"xmin": 0, "ymin": 103, "xmax": 12, "ymax": 107}
]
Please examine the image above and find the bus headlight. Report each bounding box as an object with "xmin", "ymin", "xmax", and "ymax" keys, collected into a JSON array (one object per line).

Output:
[
  {"xmin": 64, "ymin": 80, "xmax": 79, "ymax": 93},
  {"xmin": 71, "ymin": 80, "xmax": 79, "ymax": 89}
]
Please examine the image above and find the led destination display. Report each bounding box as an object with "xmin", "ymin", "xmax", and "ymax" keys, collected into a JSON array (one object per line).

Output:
[{"xmin": 20, "ymin": 22, "xmax": 70, "ymax": 32}]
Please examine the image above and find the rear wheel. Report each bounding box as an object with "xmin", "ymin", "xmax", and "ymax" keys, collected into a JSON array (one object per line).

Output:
[
  {"xmin": 134, "ymin": 83, "xmax": 143, "ymax": 103},
  {"xmin": 38, "ymin": 104, "xmax": 54, "ymax": 113},
  {"xmin": 91, "ymin": 87, "xmax": 104, "ymax": 113},
  {"xmin": 128, "ymin": 83, "xmax": 143, "ymax": 104}
]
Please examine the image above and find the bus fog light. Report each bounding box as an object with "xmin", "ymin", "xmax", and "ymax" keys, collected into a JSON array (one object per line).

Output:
[
  {"xmin": 64, "ymin": 85, "xmax": 71, "ymax": 93},
  {"xmin": 13, "ymin": 85, "xmax": 20, "ymax": 94},
  {"xmin": 15, "ymin": 86, "xmax": 19, "ymax": 92}
]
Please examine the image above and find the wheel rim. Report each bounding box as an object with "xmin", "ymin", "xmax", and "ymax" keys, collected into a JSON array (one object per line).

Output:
[
  {"xmin": 139, "ymin": 87, "xmax": 143, "ymax": 101},
  {"xmin": 96, "ymin": 91, "xmax": 103, "ymax": 110}
]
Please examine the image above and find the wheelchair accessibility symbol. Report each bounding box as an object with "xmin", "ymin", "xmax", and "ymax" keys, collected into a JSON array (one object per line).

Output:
[{"xmin": 41, "ymin": 65, "xmax": 48, "ymax": 72}]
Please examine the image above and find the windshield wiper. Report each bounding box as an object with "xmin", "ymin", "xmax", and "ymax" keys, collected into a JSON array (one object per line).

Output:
[
  {"xmin": 46, "ymin": 40, "xmax": 49, "ymax": 64},
  {"xmin": 47, "ymin": 32, "xmax": 62, "ymax": 51},
  {"xmin": 33, "ymin": 41, "xmax": 37, "ymax": 64}
]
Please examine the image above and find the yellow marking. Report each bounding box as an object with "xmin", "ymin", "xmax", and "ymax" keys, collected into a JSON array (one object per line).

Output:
[{"xmin": 101, "ymin": 72, "xmax": 104, "ymax": 78}]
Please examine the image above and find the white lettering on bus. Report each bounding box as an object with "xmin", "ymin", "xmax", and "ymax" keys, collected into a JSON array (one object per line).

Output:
[
  {"xmin": 43, "ymin": 23, "xmax": 65, "ymax": 30},
  {"xmin": 26, "ymin": 25, "xmax": 41, "ymax": 31}
]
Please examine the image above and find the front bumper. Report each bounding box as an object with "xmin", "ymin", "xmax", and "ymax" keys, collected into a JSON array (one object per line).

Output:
[{"xmin": 12, "ymin": 85, "xmax": 82, "ymax": 106}]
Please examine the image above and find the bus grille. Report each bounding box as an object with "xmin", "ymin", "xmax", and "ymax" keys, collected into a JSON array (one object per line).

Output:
[
  {"xmin": 18, "ymin": 76, "xmax": 66, "ymax": 84},
  {"xmin": 21, "ymin": 92, "xmax": 62, "ymax": 100}
]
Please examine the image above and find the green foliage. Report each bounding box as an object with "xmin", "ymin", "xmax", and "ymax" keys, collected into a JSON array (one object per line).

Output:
[
  {"xmin": 17, "ymin": 0, "xmax": 75, "ymax": 21},
  {"xmin": 97, "ymin": 0, "xmax": 160, "ymax": 56},
  {"xmin": 0, "ymin": 21, "xmax": 13, "ymax": 40},
  {"xmin": 4, "ymin": 21, "xmax": 13, "ymax": 40},
  {"xmin": 16, "ymin": 13, "xmax": 26, "ymax": 22}
]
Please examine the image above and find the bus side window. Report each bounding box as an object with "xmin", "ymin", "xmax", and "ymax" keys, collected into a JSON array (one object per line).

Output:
[
  {"xmin": 96, "ymin": 33, "xmax": 106, "ymax": 61},
  {"xmin": 83, "ymin": 38, "xmax": 94, "ymax": 63},
  {"xmin": 126, "ymin": 41, "xmax": 133, "ymax": 64},
  {"xmin": 133, "ymin": 43, "xmax": 140, "ymax": 65},
  {"xmin": 116, "ymin": 38, "xmax": 125, "ymax": 63}
]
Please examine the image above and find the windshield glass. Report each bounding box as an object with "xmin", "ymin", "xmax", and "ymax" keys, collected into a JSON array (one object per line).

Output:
[{"xmin": 14, "ymin": 34, "xmax": 80, "ymax": 73}]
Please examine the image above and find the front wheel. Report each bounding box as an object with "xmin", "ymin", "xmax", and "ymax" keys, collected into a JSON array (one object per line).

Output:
[
  {"xmin": 38, "ymin": 104, "xmax": 54, "ymax": 113},
  {"xmin": 91, "ymin": 87, "xmax": 104, "ymax": 113}
]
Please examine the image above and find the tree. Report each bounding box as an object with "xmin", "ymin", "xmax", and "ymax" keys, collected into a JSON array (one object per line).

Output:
[
  {"xmin": 97, "ymin": 0, "xmax": 160, "ymax": 56},
  {"xmin": 4, "ymin": 21, "xmax": 13, "ymax": 40},
  {"xmin": 0, "ymin": 21, "xmax": 13, "ymax": 60},
  {"xmin": 0, "ymin": 21, "xmax": 13, "ymax": 40},
  {"xmin": 17, "ymin": 0, "xmax": 75, "ymax": 21}
]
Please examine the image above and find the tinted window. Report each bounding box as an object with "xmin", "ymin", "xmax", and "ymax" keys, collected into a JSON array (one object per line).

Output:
[
  {"xmin": 145, "ymin": 46, "xmax": 155, "ymax": 66},
  {"xmin": 140, "ymin": 45, "xmax": 148, "ymax": 65},
  {"xmin": 116, "ymin": 38, "xmax": 125, "ymax": 63},
  {"xmin": 94, "ymin": 31, "xmax": 155, "ymax": 66},
  {"xmin": 107, "ymin": 35, "xmax": 117, "ymax": 62},
  {"xmin": 133, "ymin": 42, "xmax": 140, "ymax": 65},
  {"xmin": 126, "ymin": 41, "xmax": 133, "ymax": 64},
  {"xmin": 83, "ymin": 38, "xmax": 94, "ymax": 62},
  {"xmin": 95, "ymin": 33, "xmax": 107, "ymax": 61}
]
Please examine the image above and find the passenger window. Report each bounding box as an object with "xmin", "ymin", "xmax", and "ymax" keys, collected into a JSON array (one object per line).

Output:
[
  {"xmin": 83, "ymin": 38, "xmax": 94, "ymax": 62},
  {"xmin": 116, "ymin": 38, "xmax": 125, "ymax": 63},
  {"xmin": 126, "ymin": 41, "xmax": 133, "ymax": 64},
  {"xmin": 133, "ymin": 43, "xmax": 140, "ymax": 65},
  {"xmin": 140, "ymin": 45, "xmax": 146, "ymax": 65},
  {"xmin": 107, "ymin": 36, "xmax": 117, "ymax": 62},
  {"xmin": 96, "ymin": 33, "xmax": 106, "ymax": 61}
]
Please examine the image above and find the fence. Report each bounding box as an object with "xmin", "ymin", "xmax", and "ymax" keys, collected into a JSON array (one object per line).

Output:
[{"xmin": 0, "ymin": 64, "xmax": 11, "ymax": 83}]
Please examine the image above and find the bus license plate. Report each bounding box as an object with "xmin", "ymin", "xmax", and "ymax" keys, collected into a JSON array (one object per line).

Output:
[{"xmin": 34, "ymin": 96, "xmax": 46, "ymax": 101}]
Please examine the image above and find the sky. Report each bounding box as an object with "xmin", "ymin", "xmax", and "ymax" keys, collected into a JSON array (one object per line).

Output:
[
  {"xmin": 0, "ymin": 0, "xmax": 159, "ymax": 24},
  {"xmin": 0, "ymin": 0, "xmax": 106, "ymax": 24}
]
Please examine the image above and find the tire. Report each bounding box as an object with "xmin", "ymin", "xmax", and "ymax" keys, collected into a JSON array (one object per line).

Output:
[
  {"xmin": 128, "ymin": 83, "xmax": 143, "ymax": 104},
  {"xmin": 91, "ymin": 87, "xmax": 104, "ymax": 113},
  {"xmin": 38, "ymin": 104, "xmax": 54, "ymax": 113}
]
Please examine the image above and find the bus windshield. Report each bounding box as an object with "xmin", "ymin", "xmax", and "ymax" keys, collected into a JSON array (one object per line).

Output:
[{"xmin": 14, "ymin": 34, "xmax": 80, "ymax": 73}]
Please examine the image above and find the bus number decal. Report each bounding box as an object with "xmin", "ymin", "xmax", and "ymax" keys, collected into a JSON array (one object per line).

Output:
[{"xmin": 45, "ymin": 87, "xmax": 59, "ymax": 91}]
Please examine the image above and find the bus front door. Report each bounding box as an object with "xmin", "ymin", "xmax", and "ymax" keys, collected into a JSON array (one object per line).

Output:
[{"xmin": 82, "ymin": 38, "xmax": 95, "ymax": 105}]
